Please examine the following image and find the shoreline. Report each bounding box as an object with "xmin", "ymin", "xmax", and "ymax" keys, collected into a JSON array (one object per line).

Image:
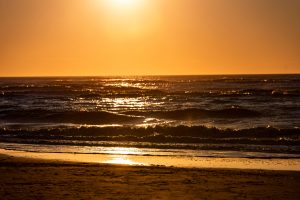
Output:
[
  {"xmin": 1, "ymin": 153, "xmax": 300, "ymax": 199},
  {"xmin": 1, "ymin": 148, "xmax": 300, "ymax": 171}
]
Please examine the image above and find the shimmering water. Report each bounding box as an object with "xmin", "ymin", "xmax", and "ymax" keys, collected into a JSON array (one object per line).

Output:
[{"xmin": 0, "ymin": 75, "xmax": 300, "ymax": 157}]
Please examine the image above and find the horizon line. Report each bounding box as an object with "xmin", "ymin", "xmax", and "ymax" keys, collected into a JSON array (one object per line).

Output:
[{"xmin": 0, "ymin": 73, "xmax": 299, "ymax": 78}]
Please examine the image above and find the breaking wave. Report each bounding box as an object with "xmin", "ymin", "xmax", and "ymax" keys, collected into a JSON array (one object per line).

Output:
[{"xmin": 1, "ymin": 126, "xmax": 299, "ymax": 152}]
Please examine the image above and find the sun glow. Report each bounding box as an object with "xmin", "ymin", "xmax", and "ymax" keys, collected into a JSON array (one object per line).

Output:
[
  {"xmin": 105, "ymin": 0, "xmax": 144, "ymax": 10},
  {"xmin": 113, "ymin": 0, "xmax": 137, "ymax": 7},
  {"xmin": 92, "ymin": 0, "xmax": 155, "ymax": 39}
]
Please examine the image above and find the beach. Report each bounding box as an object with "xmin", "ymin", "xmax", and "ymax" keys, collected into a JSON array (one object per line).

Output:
[
  {"xmin": 1, "ymin": 0, "xmax": 300, "ymax": 198},
  {"xmin": 1, "ymin": 154, "xmax": 300, "ymax": 200}
]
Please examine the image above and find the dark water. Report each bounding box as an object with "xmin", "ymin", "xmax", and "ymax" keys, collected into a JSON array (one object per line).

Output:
[{"xmin": 0, "ymin": 75, "xmax": 300, "ymax": 156}]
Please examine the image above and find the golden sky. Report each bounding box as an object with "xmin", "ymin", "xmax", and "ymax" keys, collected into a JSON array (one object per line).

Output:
[{"xmin": 0, "ymin": 0, "xmax": 299, "ymax": 76}]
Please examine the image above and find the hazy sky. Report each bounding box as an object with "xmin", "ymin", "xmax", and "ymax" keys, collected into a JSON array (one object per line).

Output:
[{"xmin": 0, "ymin": 0, "xmax": 299, "ymax": 76}]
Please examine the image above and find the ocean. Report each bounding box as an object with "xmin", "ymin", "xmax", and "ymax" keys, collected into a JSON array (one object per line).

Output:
[{"xmin": 0, "ymin": 75, "xmax": 300, "ymax": 160}]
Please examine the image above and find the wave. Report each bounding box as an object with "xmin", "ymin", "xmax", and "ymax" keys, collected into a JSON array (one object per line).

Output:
[
  {"xmin": 122, "ymin": 108, "xmax": 261, "ymax": 119},
  {"xmin": 0, "ymin": 108, "xmax": 261, "ymax": 125},
  {"xmin": 1, "ymin": 125, "xmax": 299, "ymax": 145},
  {"xmin": 0, "ymin": 110, "xmax": 143, "ymax": 124},
  {"xmin": 1, "ymin": 125, "xmax": 300, "ymax": 154}
]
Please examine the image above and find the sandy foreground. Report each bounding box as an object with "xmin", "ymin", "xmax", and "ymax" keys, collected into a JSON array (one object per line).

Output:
[{"xmin": 0, "ymin": 154, "xmax": 300, "ymax": 200}]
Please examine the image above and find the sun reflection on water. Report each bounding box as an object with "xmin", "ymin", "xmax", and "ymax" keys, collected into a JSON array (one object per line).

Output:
[
  {"xmin": 103, "ymin": 155, "xmax": 143, "ymax": 165},
  {"xmin": 104, "ymin": 97, "xmax": 155, "ymax": 110},
  {"xmin": 102, "ymin": 147, "xmax": 145, "ymax": 165},
  {"xmin": 105, "ymin": 147, "xmax": 143, "ymax": 155}
]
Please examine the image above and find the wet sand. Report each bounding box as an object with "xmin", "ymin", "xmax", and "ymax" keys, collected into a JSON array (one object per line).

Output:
[
  {"xmin": 1, "ymin": 154, "xmax": 300, "ymax": 200},
  {"xmin": 1, "ymin": 148, "xmax": 300, "ymax": 171}
]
